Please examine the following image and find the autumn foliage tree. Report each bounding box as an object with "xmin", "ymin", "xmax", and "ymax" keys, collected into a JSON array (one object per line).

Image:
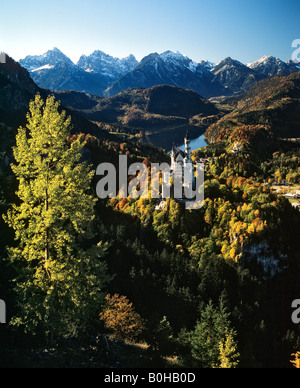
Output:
[
  {"xmin": 218, "ymin": 333, "xmax": 240, "ymax": 368},
  {"xmin": 291, "ymin": 352, "xmax": 300, "ymax": 368},
  {"xmin": 99, "ymin": 294, "xmax": 145, "ymax": 341}
]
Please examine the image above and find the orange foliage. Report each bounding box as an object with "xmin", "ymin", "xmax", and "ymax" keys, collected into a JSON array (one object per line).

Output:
[
  {"xmin": 99, "ymin": 294, "xmax": 145, "ymax": 341},
  {"xmin": 119, "ymin": 198, "xmax": 129, "ymax": 210},
  {"xmin": 291, "ymin": 352, "xmax": 300, "ymax": 368}
]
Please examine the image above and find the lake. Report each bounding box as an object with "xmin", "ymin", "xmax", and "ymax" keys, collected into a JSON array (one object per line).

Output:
[
  {"xmin": 177, "ymin": 134, "xmax": 207, "ymax": 152},
  {"xmin": 148, "ymin": 126, "xmax": 208, "ymax": 152}
]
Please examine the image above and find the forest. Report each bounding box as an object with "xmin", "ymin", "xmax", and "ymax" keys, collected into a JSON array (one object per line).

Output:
[{"xmin": 0, "ymin": 89, "xmax": 299, "ymax": 369}]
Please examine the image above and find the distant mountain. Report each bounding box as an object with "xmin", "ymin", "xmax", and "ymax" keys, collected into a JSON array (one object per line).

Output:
[
  {"xmin": 54, "ymin": 84, "xmax": 222, "ymax": 149},
  {"xmin": 105, "ymin": 53, "xmax": 300, "ymax": 99},
  {"xmin": 20, "ymin": 48, "xmax": 138, "ymax": 96},
  {"xmin": 247, "ymin": 55, "xmax": 300, "ymax": 77},
  {"xmin": 19, "ymin": 47, "xmax": 74, "ymax": 71},
  {"xmin": 210, "ymin": 57, "xmax": 265, "ymax": 96},
  {"xmin": 104, "ymin": 51, "xmax": 227, "ymax": 98},
  {"xmin": 19, "ymin": 49, "xmax": 300, "ymax": 100},
  {"xmin": 0, "ymin": 54, "xmax": 167, "ymax": 186},
  {"xmin": 0, "ymin": 54, "xmax": 39, "ymax": 126},
  {"xmin": 56, "ymin": 83, "xmax": 219, "ymax": 120},
  {"xmin": 26, "ymin": 60, "xmax": 114, "ymax": 96},
  {"xmin": 77, "ymin": 51, "xmax": 138, "ymax": 79},
  {"xmin": 205, "ymin": 73, "xmax": 300, "ymax": 151},
  {"xmin": 0, "ymin": 54, "xmax": 110, "ymax": 140}
]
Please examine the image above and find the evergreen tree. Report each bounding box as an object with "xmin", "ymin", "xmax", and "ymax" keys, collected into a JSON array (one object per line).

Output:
[
  {"xmin": 190, "ymin": 300, "xmax": 237, "ymax": 368},
  {"xmin": 4, "ymin": 94, "xmax": 110, "ymax": 340},
  {"xmin": 152, "ymin": 316, "xmax": 174, "ymax": 356}
]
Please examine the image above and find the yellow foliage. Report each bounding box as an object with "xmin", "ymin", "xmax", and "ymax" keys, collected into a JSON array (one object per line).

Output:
[
  {"xmin": 176, "ymin": 245, "xmax": 184, "ymax": 254},
  {"xmin": 218, "ymin": 333, "xmax": 240, "ymax": 368},
  {"xmin": 291, "ymin": 352, "xmax": 300, "ymax": 368},
  {"xmin": 229, "ymin": 248, "xmax": 236, "ymax": 260},
  {"xmin": 221, "ymin": 243, "xmax": 228, "ymax": 256},
  {"xmin": 247, "ymin": 223, "xmax": 256, "ymax": 234}
]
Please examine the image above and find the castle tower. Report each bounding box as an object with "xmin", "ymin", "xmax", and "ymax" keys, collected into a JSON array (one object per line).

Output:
[
  {"xmin": 170, "ymin": 144, "xmax": 176, "ymax": 170},
  {"xmin": 184, "ymin": 132, "xmax": 191, "ymax": 162}
]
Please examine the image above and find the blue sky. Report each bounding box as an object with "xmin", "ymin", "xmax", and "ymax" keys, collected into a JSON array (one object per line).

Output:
[{"xmin": 1, "ymin": 0, "xmax": 299, "ymax": 64}]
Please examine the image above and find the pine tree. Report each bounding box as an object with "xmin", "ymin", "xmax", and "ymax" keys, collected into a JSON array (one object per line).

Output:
[
  {"xmin": 4, "ymin": 94, "xmax": 110, "ymax": 340},
  {"xmin": 153, "ymin": 316, "xmax": 174, "ymax": 356},
  {"xmin": 190, "ymin": 299, "xmax": 236, "ymax": 368}
]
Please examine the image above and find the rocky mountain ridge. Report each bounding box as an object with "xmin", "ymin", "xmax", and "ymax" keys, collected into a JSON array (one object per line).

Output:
[{"xmin": 19, "ymin": 48, "xmax": 300, "ymax": 99}]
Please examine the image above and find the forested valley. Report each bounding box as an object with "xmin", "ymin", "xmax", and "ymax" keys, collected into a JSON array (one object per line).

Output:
[{"xmin": 0, "ymin": 57, "xmax": 300, "ymax": 368}]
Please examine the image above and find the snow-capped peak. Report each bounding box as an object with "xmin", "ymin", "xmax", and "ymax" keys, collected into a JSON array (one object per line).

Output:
[
  {"xmin": 154, "ymin": 51, "xmax": 201, "ymax": 73},
  {"xmin": 247, "ymin": 55, "xmax": 299, "ymax": 76},
  {"xmin": 248, "ymin": 55, "xmax": 278, "ymax": 68},
  {"xmin": 160, "ymin": 50, "xmax": 186, "ymax": 60},
  {"xmin": 77, "ymin": 50, "xmax": 138, "ymax": 78},
  {"xmin": 31, "ymin": 64, "xmax": 54, "ymax": 72},
  {"xmin": 19, "ymin": 48, "xmax": 74, "ymax": 72},
  {"xmin": 197, "ymin": 60, "xmax": 215, "ymax": 72}
]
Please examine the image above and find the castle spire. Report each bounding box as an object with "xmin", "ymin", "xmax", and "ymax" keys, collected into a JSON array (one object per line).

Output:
[
  {"xmin": 170, "ymin": 143, "xmax": 176, "ymax": 170},
  {"xmin": 184, "ymin": 133, "xmax": 191, "ymax": 162}
]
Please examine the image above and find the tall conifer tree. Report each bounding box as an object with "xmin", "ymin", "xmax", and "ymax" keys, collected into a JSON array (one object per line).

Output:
[{"xmin": 5, "ymin": 94, "xmax": 109, "ymax": 340}]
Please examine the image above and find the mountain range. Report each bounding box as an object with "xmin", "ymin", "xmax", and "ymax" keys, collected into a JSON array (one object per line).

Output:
[
  {"xmin": 19, "ymin": 48, "xmax": 300, "ymax": 99},
  {"xmin": 2, "ymin": 52, "xmax": 300, "ymax": 154},
  {"xmin": 0, "ymin": 54, "xmax": 224, "ymax": 151},
  {"xmin": 0, "ymin": 54, "xmax": 115, "ymax": 141},
  {"xmin": 19, "ymin": 48, "xmax": 138, "ymax": 97},
  {"xmin": 0, "ymin": 54, "xmax": 219, "ymax": 150}
]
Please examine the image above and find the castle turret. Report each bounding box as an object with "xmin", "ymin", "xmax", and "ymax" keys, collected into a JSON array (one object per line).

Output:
[
  {"xmin": 184, "ymin": 132, "xmax": 191, "ymax": 162},
  {"xmin": 170, "ymin": 144, "xmax": 176, "ymax": 170}
]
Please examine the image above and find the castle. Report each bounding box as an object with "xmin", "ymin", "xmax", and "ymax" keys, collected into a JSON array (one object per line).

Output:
[
  {"xmin": 161, "ymin": 133, "xmax": 195, "ymax": 199},
  {"xmin": 170, "ymin": 133, "xmax": 192, "ymax": 174},
  {"xmin": 155, "ymin": 133, "xmax": 204, "ymax": 210},
  {"xmin": 170, "ymin": 133, "xmax": 195, "ymax": 189}
]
